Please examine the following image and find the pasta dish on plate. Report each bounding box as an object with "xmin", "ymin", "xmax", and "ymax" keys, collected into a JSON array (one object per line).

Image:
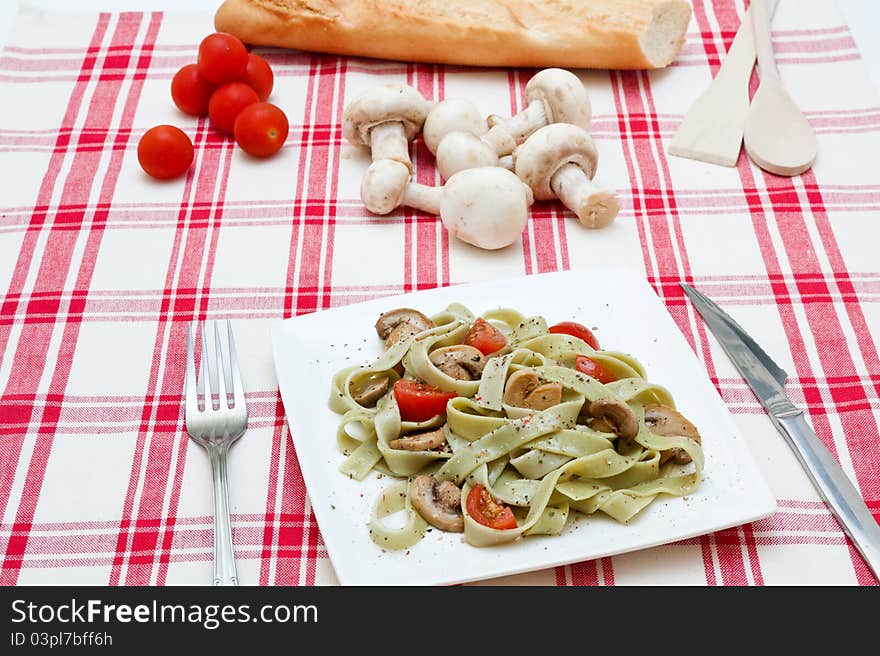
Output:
[{"xmin": 329, "ymin": 304, "xmax": 704, "ymax": 550}]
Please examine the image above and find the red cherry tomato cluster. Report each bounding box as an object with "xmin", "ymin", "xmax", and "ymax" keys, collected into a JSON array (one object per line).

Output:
[{"xmin": 138, "ymin": 32, "xmax": 289, "ymax": 180}]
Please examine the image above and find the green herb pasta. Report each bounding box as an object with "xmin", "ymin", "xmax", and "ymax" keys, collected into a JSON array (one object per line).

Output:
[{"xmin": 329, "ymin": 304, "xmax": 704, "ymax": 550}]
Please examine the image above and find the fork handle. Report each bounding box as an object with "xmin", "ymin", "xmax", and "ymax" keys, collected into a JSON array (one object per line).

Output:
[{"xmin": 209, "ymin": 444, "xmax": 238, "ymax": 586}]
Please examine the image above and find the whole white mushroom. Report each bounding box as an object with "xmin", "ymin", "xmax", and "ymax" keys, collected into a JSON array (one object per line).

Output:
[
  {"xmin": 486, "ymin": 68, "xmax": 592, "ymax": 146},
  {"xmin": 514, "ymin": 123, "xmax": 619, "ymax": 229},
  {"xmin": 361, "ymin": 164, "xmax": 533, "ymax": 250},
  {"xmin": 424, "ymin": 99, "xmax": 516, "ymax": 179}
]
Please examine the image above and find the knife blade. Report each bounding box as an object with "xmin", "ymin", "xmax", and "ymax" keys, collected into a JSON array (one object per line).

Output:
[{"xmin": 681, "ymin": 282, "xmax": 880, "ymax": 581}]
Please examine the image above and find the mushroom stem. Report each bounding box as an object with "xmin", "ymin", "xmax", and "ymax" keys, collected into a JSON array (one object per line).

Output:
[
  {"xmin": 550, "ymin": 163, "xmax": 620, "ymax": 229},
  {"xmin": 402, "ymin": 182, "xmax": 442, "ymax": 215},
  {"xmin": 482, "ymin": 125, "xmax": 517, "ymax": 156},
  {"xmin": 489, "ymin": 101, "xmax": 547, "ymax": 144},
  {"xmin": 369, "ymin": 121, "xmax": 411, "ymax": 169}
]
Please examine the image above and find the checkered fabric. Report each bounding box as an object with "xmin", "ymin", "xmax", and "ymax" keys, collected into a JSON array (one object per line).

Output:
[{"xmin": 0, "ymin": 0, "xmax": 878, "ymax": 586}]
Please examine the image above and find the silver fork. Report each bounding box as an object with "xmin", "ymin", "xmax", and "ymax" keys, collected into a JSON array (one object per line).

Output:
[{"xmin": 184, "ymin": 320, "xmax": 247, "ymax": 586}]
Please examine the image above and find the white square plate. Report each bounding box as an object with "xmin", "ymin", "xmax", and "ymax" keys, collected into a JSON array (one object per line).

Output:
[{"xmin": 271, "ymin": 270, "xmax": 777, "ymax": 585}]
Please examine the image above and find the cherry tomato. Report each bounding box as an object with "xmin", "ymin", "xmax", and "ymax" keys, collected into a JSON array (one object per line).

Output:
[
  {"xmin": 208, "ymin": 82, "xmax": 259, "ymax": 135},
  {"xmin": 137, "ymin": 125, "xmax": 193, "ymax": 180},
  {"xmin": 466, "ymin": 484, "xmax": 517, "ymax": 530},
  {"xmin": 170, "ymin": 64, "xmax": 216, "ymax": 116},
  {"xmin": 197, "ymin": 32, "xmax": 248, "ymax": 84},
  {"xmin": 234, "ymin": 102, "xmax": 289, "ymax": 157},
  {"xmin": 240, "ymin": 52, "xmax": 273, "ymax": 101},
  {"xmin": 549, "ymin": 321, "xmax": 600, "ymax": 350},
  {"xmin": 393, "ymin": 380, "xmax": 456, "ymax": 422},
  {"xmin": 575, "ymin": 355, "xmax": 617, "ymax": 384},
  {"xmin": 464, "ymin": 318, "xmax": 507, "ymax": 355}
]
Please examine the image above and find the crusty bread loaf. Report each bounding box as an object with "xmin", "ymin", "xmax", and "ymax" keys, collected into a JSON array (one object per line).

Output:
[{"xmin": 214, "ymin": 0, "xmax": 692, "ymax": 70}]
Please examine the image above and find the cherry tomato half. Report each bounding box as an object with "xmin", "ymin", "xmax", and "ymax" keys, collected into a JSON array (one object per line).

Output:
[
  {"xmin": 464, "ymin": 318, "xmax": 507, "ymax": 355},
  {"xmin": 197, "ymin": 32, "xmax": 248, "ymax": 84},
  {"xmin": 575, "ymin": 355, "xmax": 617, "ymax": 384},
  {"xmin": 240, "ymin": 52, "xmax": 274, "ymax": 101},
  {"xmin": 549, "ymin": 321, "xmax": 600, "ymax": 350},
  {"xmin": 208, "ymin": 81, "xmax": 259, "ymax": 135},
  {"xmin": 393, "ymin": 380, "xmax": 456, "ymax": 423},
  {"xmin": 466, "ymin": 484, "xmax": 517, "ymax": 530},
  {"xmin": 137, "ymin": 125, "xmax": 193, "ymax": 180},
  {"xmin": 171, "ymin": 64, "xmax": 216, "ymax": 116},
  {"xmin": 234, "ymin": 102, "xmax": 289, "ymax": 157}
]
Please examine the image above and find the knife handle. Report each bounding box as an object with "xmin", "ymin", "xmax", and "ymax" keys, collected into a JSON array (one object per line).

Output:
[{"xmin": 774, "ymin": 412, "xmax": 880, "ymax": 581}]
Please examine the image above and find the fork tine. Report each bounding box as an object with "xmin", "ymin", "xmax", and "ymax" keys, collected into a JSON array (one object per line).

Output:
[
  {"xmin": 185, "ymin": 322, "xmax": 199, "ymax": 419},
  {"xmin": 227, "ymin": 320, "xmax": 246, "ymax": 412},
  {"xmin": 214, "ymin": 320, "xmax": 229, "ymax": 408},
  {"xmin": 200, "ymin": 322, "xmax": 213, "ymax": 410}
]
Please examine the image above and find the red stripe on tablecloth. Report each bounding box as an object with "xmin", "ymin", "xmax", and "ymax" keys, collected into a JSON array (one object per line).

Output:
[
  {"xmin": 0, "ymin": 15, "xmax": 110, "ymax": 537},
  {"xmin": 265, "ymin": 56, "xmax": 344, "ymax": 584},
  {"xmin": 265, "ymin": 54, "xmax": 321, "ymax": 585},
  {"xmin": 258, "ymin": 395, "xmax": 286, "ymax": 585},
  {"xmin": 0, "ymin": 12, "xmax": 110, "ymax": 385},
  {"xmin": 788, "ymin": 172, "xmax": 880, "ymax": 585},
  {"xmin": 277, "ymin": 58, "xmax": 346, "ymax": 585},
  {"xmin": 0, "ymin": 13, "xmax": 154, "ymax": 585}
]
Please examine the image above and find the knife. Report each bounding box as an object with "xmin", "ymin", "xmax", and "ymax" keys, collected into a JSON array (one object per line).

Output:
[{"xmin": 681, "ymin": 282, "xmax": 880, "ymax": 581}]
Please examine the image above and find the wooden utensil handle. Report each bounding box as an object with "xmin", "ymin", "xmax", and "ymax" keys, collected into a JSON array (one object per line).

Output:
[{"xmin": 751, "ymin": 0, "xmax": 780, "ymax": 81}]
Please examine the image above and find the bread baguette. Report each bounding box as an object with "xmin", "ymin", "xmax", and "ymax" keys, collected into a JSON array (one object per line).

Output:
[{"xmin": 214, "ymin": 0, "xmax": 692, "ymax": 70}]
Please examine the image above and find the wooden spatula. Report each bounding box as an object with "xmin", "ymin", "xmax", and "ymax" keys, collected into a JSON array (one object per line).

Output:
[
  {"xmin": 744, "ymin": 0, "xmax": 817, "ymax": 176},
  {"xmin": 669, "ymin": 0, "xmax": 778, "ymax": 167}
]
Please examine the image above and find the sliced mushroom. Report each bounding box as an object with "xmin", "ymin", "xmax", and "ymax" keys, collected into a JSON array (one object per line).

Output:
[
  {"xmin": 503, "ymin": 369, "xmax": 563, "ymax": 410},
  {"xmin": 375, "ymin": 308, "xmax": 435, "ymax": 341},
  {"xmin": 384, "ymin": 321, "xmax": 421, "ymax": 348},
  {"xmin": 587, "ymin": 416, "xmax": 618, "ymax": 434},
  {"xmin": 588, "ymin": 398, "xmax": 638, "ymax": 440},
  {"xmin": 352, "ymin": 376, "xmax": 388, "ymax": 407},
  {"xmin": 409, "ymin": 475, "xmax": 463, "ymax": 532},
  {"xmin": 429, "ymin": 345, "xmax": 486, "ymax": 380},
  {"xmin": 644, "ymin": 404, "xmax": 702, "ymax": 465},
  {"xmin": 389, "ymin": 427, "xmax": 446, "ymax": 451}
]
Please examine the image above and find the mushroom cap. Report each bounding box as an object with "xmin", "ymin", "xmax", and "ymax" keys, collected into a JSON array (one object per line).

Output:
[
  {"xmin": 514, "ymin": 123, "xmax": 598, "ymax": 201},
  {"xmin": 423, "ymin": 99, "xmax": 487, "ymax": 155},
  {"xmin": 409, "ymin": 475, "xmax": 463, "ymax": 532},
  {"xmin": 525, "ymin": 68, "xmax": 592, "ymax": 131},
  {"xmin": 342, "ymin": 84, "xmax": 429, "ymax": 147},
  {"xmin": 375, "ymin": 308, "xmax": 435, "ymax": 340},
  {"xmin": 644, "ymin": 404, "xmax": 701, "ymax": 464},
  {"xmin": 429, "ymin": 344, "xmax": 486, "ymax": 380},
  {"xmin": 439, "ymin": 167, "xmax": 533, "ymax": 250},
  {"xmin": 360, "ymin": 159, "xmax": 409, "ymax": 215},
  {"xmin": 436, "ymin": 131, "xmax": 498, "ymax": 180},
  {"xmin": 503, "ymin": 369, "xmax": 562, "ymax": 410},
  {"xmin": 588, "ymin": 398, "xmax": 639, "ymax": 440}
]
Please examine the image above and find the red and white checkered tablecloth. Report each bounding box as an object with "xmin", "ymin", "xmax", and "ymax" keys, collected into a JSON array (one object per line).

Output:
[{"xmin": 0, "ymin": 0, "xmax": 878, "ymax": 586}]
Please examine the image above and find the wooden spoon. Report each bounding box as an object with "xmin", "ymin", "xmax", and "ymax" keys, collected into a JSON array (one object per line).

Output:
[
  {"xmin": 743, "ymin": 0, "xmax": 817, "ymax": 176},
  {"xmin": 669, "ymin": 0, "xmax": 779, "ymax": 167}
]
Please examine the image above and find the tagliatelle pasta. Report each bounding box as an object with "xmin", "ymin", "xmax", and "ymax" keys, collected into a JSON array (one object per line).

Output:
[{"xmin": 328, "ymin": 305, "xmax": 704, "ymax": 550}]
